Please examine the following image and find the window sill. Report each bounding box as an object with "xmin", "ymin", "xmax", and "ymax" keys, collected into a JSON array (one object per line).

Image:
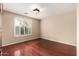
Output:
[{"xmin": 14, "ymin": 34, "xmax": 32, "ymax": 37}]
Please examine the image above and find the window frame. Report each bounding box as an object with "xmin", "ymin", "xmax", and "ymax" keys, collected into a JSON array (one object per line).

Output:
[{"xmin": 14, "ymin": 17, "xmax": 32, "ymax": 37}]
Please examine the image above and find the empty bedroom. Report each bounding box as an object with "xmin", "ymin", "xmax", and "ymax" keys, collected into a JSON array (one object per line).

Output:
[{"xmin": 1, "ymin": 3, "xmax": 76, "ymax": 56}]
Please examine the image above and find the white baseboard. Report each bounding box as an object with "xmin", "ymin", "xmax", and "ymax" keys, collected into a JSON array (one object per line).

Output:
[
  {"xmin": 2, "ymin": 38, "xmax": 39, "ymax": 47},
  {"xmin": 41, "ymin": 37, "xmax": 76, "ymax": 46}
]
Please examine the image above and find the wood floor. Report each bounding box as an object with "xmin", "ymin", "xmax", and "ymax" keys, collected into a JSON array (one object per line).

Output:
[
  {"xmin": 0, "ymin": 47, "xmax": 1, "ymax": 56},
  {"xmin": 1, "ymin": 38, "xmax": 76, "ymax": 56}
]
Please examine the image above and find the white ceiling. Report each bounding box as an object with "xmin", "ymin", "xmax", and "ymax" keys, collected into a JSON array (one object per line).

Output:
[{"xmin": 3, "ymin": 3, "xmax": 76, "ymax": 19}]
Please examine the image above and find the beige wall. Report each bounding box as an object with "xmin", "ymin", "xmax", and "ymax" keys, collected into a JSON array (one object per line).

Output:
[
  {"xmin": 0, "ymin": 12, "xmax": 2, "ymax": 46},
  {"xmin": 2, "ymin": 11, "xmax": 40, "ymax": 46},
  {"xmin": 41, "ymin": 11, "xmax": 76, "ymax": 46},
  {"xmin": 77, "ymin": 4, "xmax": 79, "ymax": 56}
]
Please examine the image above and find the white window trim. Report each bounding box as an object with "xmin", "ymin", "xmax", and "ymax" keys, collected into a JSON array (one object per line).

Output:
[{"xmin": 14, "ymin": 17, "xmax": 32, "ymax": 37}]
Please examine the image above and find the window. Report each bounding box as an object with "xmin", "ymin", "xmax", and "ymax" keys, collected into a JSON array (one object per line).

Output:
[{"xmin": 14, "ymin": 17, "xmax": 32, "ymax": 37}]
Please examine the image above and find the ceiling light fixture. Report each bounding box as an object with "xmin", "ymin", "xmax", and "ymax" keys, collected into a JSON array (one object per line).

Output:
[{"xmin": 33, "ymin": 8, "xmax": 40, "ymax": 14}]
